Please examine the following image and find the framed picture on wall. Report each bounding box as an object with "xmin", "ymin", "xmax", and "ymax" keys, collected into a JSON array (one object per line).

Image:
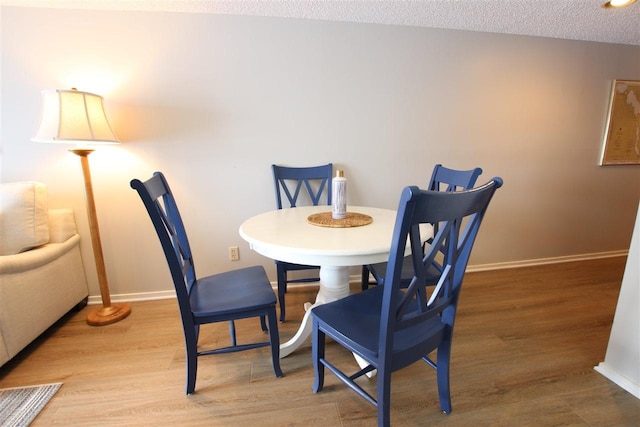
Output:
[{"xmin": 600, "ymin": 79, "xmax": 640, "ymax": 166}]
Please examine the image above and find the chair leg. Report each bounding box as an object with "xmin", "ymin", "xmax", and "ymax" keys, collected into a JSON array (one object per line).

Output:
[
  {"xmin": 277, "ymin": 265, "xmax": 287, "ymax": 322},
  {"xmin": 436, "ymin": 339, "xmax": 453, "ymax": 414},
  {"xmin": 229, "ymin": 320, "xmax": 237, "ymax": 346},
  {"xmin": 185, "ymin": 326, "xmax": 199, "ymax": 395},
  {"xmin": 266, "ymin": 306, "xmax": 283, "ymax": 377},
  {"xmin": 312, "ymin": 320, "xmax": 325, "ymax": 393},
  {"xmin": 260, "ymin": 315, "xmax": 268, "ymax": 332},
  {"xmin": 377, "ymin": 367, "xmax": 392, "ymax": 427},
  {"xmin": 361, "ymin": 265, "xmax": 370, "ymax": 291}
]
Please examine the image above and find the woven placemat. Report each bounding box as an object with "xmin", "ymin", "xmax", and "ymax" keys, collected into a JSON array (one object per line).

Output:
[{"xmin": 307, "ymin": 211, "xmax": 373, "ymax": 228}]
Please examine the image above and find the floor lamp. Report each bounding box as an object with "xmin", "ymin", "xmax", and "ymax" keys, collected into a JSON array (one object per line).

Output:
[{"xmin": 32, "ymin": 88, "xmax": 131, "ymax": 326}]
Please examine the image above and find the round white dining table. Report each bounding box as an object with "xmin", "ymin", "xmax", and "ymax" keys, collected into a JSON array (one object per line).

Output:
[{"xmin": 239, "ymin": 205, "xmax": 400, "ymax": 358}]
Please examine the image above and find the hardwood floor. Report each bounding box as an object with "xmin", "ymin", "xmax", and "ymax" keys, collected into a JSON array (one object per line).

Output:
[{"xmin": 1, "ymin": 257, "xmax": 638, "ymax": 426}]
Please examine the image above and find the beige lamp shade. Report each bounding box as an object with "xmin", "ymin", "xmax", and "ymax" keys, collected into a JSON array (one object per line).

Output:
[{"xmin": 32, "ymin": 89, "xmax": 119, "ymax": 144}]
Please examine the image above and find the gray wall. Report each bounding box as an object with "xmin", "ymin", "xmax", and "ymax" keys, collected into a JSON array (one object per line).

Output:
[{"xmin": 1, "ymin": 6, "xmax": 639, "ymax": 300}]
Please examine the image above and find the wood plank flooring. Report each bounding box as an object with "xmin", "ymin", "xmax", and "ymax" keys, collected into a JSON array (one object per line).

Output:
[{"xmin": 1, "ymin": 257, "xmax": 639, "ymax": 426}]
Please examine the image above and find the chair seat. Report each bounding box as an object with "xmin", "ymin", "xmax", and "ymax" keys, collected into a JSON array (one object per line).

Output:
[
  {"xmin": 312, "ymin": 286, "xmax": 446, "ymax": 364},
  {"xmin": 190, "ymin": 266, "xmax": 276, "ymax": 318}
]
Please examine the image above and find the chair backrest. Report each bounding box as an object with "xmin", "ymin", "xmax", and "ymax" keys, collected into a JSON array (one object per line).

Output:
[
  {"xmin": 380, "ymin": 179, "xmax": 503, "ymax": 366},
  {"xmin": 130, "ymin": 172, "xmax": 195, "ymax": 322},
  {"xmin": 422, "ymin": 164, "xmax": 483, "ymax": 245},
  {"xmin": 272, "ymin": 164, "xmax": 333, "ymax": 209},
  {"xmin": 428, "ymin": 164, "xmax": 483, "ymax": 192}
]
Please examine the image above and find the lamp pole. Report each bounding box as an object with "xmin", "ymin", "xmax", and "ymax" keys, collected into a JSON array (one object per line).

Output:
[{"xmin": 72, "ymin": 148, "xmax": 131, "ymax": 326}]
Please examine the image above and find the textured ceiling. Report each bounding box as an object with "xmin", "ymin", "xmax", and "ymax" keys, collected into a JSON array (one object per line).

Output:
[{"xmin": 2, "ymin": 0, "xmax": 640, "ymax": 46}]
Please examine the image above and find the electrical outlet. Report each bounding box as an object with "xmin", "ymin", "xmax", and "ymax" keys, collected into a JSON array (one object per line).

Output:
[{"xmin": 229, "ymin": 246, "xmax": 240, "ymax": 261}]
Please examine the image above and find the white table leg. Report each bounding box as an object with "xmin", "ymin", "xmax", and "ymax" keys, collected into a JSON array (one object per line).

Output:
[{"xmin": 279, "ymin": 265, "xmax": 350, "ymax": 358}]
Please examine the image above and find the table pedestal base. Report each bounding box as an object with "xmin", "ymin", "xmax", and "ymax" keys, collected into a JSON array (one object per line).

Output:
[
  {"xmin": 278, "ymin": 265, "xmax": 379, "ymax": 377},
  {"xmin": 279, "ymin": 265, "xmax": 350, "ymax": 358}
]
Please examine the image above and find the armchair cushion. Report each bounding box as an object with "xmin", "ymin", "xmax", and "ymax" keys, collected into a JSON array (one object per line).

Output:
[
  {"xmin": 0, "ymin": 182, "xmax": 88, "ymax": 367},
  {"xmin": 0, "ymin": 182, "xmax": 49, "ymax": 255}
]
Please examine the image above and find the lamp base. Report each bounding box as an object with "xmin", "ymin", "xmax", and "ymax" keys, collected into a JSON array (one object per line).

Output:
[{"xmin": 86, "ymin": 303, "xmax": 131, "ymax": 326}]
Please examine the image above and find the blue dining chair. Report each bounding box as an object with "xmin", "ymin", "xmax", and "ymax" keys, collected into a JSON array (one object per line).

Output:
[
  {"xmin": 131, "ymin": 172, "xmax": 283, "ymax": 394},
  {"xmin": 361, "ymin": 164, "xmax": 482, "ymax": 290},
  {"xmin": 272, "ymin": 163, "xmax": 333, "ymax": 322},
  {"xmin": 312, "ymin": 178, "xmax": 503, "ymax": 426}
]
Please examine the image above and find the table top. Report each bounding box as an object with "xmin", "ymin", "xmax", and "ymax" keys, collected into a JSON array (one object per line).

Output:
[{"xmin": 239, "ymin": 205, "xmax": 399, "ymax": 267}]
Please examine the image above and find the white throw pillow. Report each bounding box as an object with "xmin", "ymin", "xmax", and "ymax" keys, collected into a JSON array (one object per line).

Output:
[{"xmin": 0, "ymin": 182, "xmax": 50, "ymax": 255}]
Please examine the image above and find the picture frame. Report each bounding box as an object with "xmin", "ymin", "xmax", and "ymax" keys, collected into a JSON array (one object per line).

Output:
[{"xmin": 599, "ymin": 80, "xmax": 640, "ymax": 166}]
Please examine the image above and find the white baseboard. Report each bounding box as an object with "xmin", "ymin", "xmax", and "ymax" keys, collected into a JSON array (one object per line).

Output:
[
  {"xmin": 90, "ymin": 250, "xmax": 628, "ymax": 304},
  {"xmin": 465, "ymin": 250, "xmax": 628, "ymax": 272},
  {"xmin": 595, "ymin": 362, "xmax": 640, "ymax": 399},
  {"xmin": 87, "ymin": 290, "xmax": 176, "ymax": 305}
]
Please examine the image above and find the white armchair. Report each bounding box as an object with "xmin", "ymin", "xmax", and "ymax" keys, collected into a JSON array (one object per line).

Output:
[{"xmin": 0, "ymin": 181, "xmax": 89, "ymax": 366}]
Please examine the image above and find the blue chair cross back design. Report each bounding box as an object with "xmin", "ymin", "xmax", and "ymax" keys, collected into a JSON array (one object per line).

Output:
[{"xmin": 311, "ymin": 178, "xmax": 503, "ymax": 426}]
